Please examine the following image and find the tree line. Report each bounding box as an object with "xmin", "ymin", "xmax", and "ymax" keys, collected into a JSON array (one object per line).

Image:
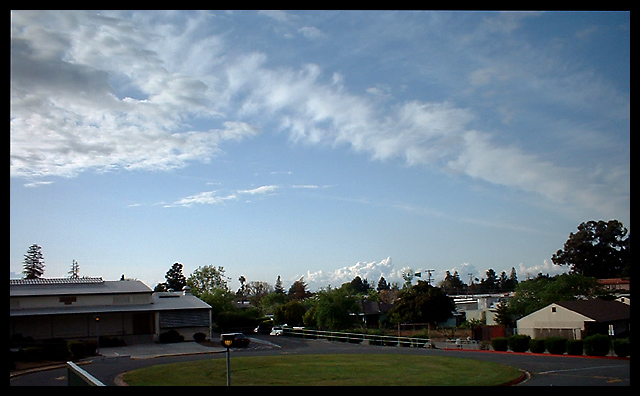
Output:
[{"xmin": 20, "ymin": 219, "xmax": 630, "ymax": 332}]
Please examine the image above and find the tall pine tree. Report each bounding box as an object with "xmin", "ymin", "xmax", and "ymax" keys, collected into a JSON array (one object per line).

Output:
[{"xmin": 23, "ymin": 244, "xmax": 45, "ymax": 279}]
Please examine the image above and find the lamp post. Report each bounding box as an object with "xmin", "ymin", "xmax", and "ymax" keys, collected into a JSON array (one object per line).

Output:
[
  {"xmin": 221, "ymin": 333, "xmax": 236, "ymax": 386},
  {"xmin": 94, "ymin": 316, "xmax": 100, "ymax": 354}
]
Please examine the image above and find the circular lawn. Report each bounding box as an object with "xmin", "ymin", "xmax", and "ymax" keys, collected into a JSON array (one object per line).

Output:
[{"xmin": 122, "ymin": 353, "xmax": 524, "ymax": 386}]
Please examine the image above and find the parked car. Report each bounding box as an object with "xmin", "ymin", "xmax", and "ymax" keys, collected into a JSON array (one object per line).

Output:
[
  {"xmin": 270, "ymin": 326, "xmax": 284, "ymax": 336},
  {"xmin": 219, "ymin": 333, "xmax": 251, "ymax": 347}
]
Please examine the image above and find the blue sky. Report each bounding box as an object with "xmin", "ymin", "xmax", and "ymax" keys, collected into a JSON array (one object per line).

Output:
[{"xmin": 10, "ymin": 11, "xmax": 629, "ymax": 291}]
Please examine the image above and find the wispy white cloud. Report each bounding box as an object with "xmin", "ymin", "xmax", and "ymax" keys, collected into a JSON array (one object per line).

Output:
[
  {"xmin": 237, "ymin": 185, "xmax": 279, "ymax": 195},
  {"xmin": 10, "ymin": 11, "xmax": 628, "ymax": 222},
  {"xmin": 169, "ymin": 191, "xmax": 238, "ymax": 208},
  {"xmin": 23, "ymin": 180, "xmax": 53, "ymax": 188},
  {"xmin": 169, "ymin": 185, "xmax": 279, "ymax": 207}
]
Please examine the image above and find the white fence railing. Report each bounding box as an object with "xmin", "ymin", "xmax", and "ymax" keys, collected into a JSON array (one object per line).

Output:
[
  {"xmin": 444, "ymin": 338, "xmax": 481, "ymax": 350},
  {"xmin": 282, "ymin": 327, "xmax": 434, "ymax": 348}
]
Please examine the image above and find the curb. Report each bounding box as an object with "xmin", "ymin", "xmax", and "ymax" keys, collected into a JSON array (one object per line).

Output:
[{"xmin": 442, "ymin": 348, "xmax": 630, "ymax": 360}]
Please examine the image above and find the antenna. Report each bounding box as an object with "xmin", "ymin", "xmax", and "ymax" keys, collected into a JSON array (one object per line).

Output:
[{"xmin": 425, "ymin": 269, "xmax": 435, "ymax": 285}]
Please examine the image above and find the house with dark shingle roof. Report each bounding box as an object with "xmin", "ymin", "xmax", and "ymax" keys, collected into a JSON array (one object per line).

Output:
[{"xmin": 516, "ymin": 299, "xmax": 630, "ymax": 340}]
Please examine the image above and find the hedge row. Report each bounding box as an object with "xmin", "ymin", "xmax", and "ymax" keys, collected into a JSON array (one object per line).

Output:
[{"xmin": 490, "ymin": 335, "xmax": 629, "ymax": 357}]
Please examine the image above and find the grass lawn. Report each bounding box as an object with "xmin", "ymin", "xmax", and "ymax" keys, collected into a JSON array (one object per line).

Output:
[{"xmin": 122, "ymin": 354, "xmax": 523, "ymax": 386}]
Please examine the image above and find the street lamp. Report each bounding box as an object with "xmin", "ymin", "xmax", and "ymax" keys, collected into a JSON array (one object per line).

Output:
[
  {"xmin": 94, "ymin": 316, "xmax": 100, "ymax": 354},
  {"xmin": 220, "ymin": 333, "xmax": 236, "ymax": 386}
]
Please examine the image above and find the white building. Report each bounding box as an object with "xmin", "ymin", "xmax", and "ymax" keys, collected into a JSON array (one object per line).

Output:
[
  {"xmin": 10, "ymin": 277, "xmax": 212, "ymax": 343},
  {"xmin": 516, "ymin": 299, "xmax": 630, "ymax": 340}
]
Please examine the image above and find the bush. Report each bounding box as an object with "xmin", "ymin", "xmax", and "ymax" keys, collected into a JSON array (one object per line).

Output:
[
  {"xmin": 98, "ymin": 336, "xmax": 125, "ymax": 347},
  {"xmin": 42, "ymin": 338, "xmax": 70, "ymax": 361},
  {"xmin": 529, "ymin": 338, "xmax": 546, "ymax": 354},
  {"xmin": 508, "ymin": 335, "xmax": 531, "ymax": 352},
  {"xmin": 613, "ymin": 338, "xmax": 630, "ymax": 357},
  {"xmin": 193, "ymin": 332, "xmax": 207, "ymax": 342},
  {"xmin": 159, "ymin": 329, "xmax": 184, "ymax": 343},
  {"xmin": 68, "ymin": 341, "xmax": 86, "ymax": 358},
  {"xmin": 491, "ymin": 337, "xmax": 508, "ymax": 351},
  {"xmin": 566, "ymin": 339, "xmax": 583, "ymax": 355},
  {"xmin": 545, "ymin": 337, "xmax": 567, "ymax": 355},
  {"xmin": 583, "ymin": 334, "xmax": 610, "ymax": 356}
]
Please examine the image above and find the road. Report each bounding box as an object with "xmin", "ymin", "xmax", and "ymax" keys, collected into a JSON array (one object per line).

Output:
[{"xmin": 10, "ymin": 335, "xmax": 630, "ymax": 386}]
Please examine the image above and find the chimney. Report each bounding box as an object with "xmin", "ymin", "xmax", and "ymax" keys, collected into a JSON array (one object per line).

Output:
[{"xmin": 182, "ymin": 285, "xmax": 191, "ymax": 295}]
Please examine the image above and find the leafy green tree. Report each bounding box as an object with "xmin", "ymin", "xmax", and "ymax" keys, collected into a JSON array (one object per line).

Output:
[
  {"xmin": 274, "ymin": 300, "xmax": 306, "ymax": 326},
  {"xmin": 187, "ymin": 265, "xmax": 230, "ymax": 296},
  {"xmin": 260, "ymin": 290, "xmax": 289, "ymax": 315},
  {"xmin": 552, "ymin": 220, "xmax": 630, "ymax": 278},
  {"xmin": 198, "ymin": 288, "xmax": 236, "ymax": 323},
  {"xmin": 313, "ymin": 287, "xmax": 360, "ymax": 330},
  {"xmin": 245, "ymin": 280, "xmax": 273, "ymax": 309},
  {"xmin": 23, "ymin": 244, "xmax": 45, "ymax": 279},
  {"xmin": 508, "ymin": 273, "xmax": 605, "ymax": 319},
  {"xmin": 388, "ymin": 281, "xmax": 455, "ymax": 325}
]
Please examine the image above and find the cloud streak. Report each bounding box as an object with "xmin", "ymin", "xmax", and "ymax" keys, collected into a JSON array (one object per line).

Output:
[{"xmin": 10, "ymin": 11, "xmax": 628, "ymax": 221}]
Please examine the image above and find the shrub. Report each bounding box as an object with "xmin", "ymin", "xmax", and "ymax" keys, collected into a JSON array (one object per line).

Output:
[
  {"xmin": 613, "ymin": 338, "xmax": 630, "ymax": 357},
  {"xmin": 68, "ymin": 341, "xmax": 86, "ymax": 358},
  {"xmin": 98, "ymin": 336, "xmax": 125, "ymax": 347},
  {"xmin": 529, "ymin": 338, "xmax": 546, "ymax": 354},
  {"xmin": 566, "ymin": 339, "xmax": 583, "ymax": 355},
  {"xmin": 193, "ymin": 332, "xmax": 207, "ymax": 342},
  {"xmin": 583, "ymin": 334, "xmax": 610, "ymax": 356},
  {"xmin": 83, "ymin": 340, "xmax": 97, "ymax": 356},
  {"xmin": 42, "ymin": 338, "xmax": 70, "ymax": 361},
  {"xmin": 545, "ymin": 337, "xmax": 567, "ymax": 355},
  {"xmin": 491, "ymin": 337, "xmax": 508, "ymax": 351},
  {"xmin": 507, "ymin": 334, "xmax": 531, "ymax": 352},
  {"xmin": 159, "ymin": 329, "xmax": 184, "ymax": 343}
]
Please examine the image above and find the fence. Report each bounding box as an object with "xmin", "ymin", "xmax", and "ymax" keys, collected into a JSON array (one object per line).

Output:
[
  {"xmin": 66, "ymin": 361, "xmax": 105, "ymax": 386},
  {"xmin": 282, "ymin": 327, "xmax": 434, "ymax": 348},
  {"xmin": 444, "ymin": 338, "xmax": 481, "ymax": 350}
]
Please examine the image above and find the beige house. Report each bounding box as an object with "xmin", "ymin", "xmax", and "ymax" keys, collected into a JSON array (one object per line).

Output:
[
  {"xmin": 516, "ymin": 299, "xmax": 630, "ymax": 340},
  {"xmin": 10, "ymin": 277, "xmax": 212, "ymax": 343}
]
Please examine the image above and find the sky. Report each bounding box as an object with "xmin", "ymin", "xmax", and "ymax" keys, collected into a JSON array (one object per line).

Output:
[{"xmin": 10, "ymin": 10, "xmax": 630, "ymax": 292}]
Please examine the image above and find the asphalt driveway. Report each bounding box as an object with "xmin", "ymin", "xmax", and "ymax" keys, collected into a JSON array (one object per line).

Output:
[{"xmin": 10, "ymin": 335, "xmax": 629, "ymax": 386}]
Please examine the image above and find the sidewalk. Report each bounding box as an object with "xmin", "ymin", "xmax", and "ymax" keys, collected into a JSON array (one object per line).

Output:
[{"xmin": 98, "ymin": 341, "xmax": 226, "ymax": 359}]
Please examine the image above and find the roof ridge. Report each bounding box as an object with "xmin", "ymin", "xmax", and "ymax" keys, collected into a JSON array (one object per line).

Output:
[{"xmin": 10, "ymin": 277, "xmax": 104, "ymax": 285}]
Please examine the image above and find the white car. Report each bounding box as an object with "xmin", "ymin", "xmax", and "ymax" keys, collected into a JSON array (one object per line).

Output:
[{"xmin": 270, "ymin": 326, "xmax": 284, "ymax": 336}]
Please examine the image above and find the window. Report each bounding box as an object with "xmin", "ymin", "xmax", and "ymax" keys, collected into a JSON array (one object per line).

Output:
[{"xmin": 551, "ymin": 307, "xmax": 556, "ymax": 313}]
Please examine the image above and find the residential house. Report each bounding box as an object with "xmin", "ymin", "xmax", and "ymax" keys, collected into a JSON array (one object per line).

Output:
[{"xmin": 516, "ymin": 299, "xmax": 630, "ymax": 340}]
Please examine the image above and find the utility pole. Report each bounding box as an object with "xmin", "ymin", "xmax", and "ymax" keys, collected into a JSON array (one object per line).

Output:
[{"xmin": 425, "ymin": 269, "xmax": 435, "ymax": 285}]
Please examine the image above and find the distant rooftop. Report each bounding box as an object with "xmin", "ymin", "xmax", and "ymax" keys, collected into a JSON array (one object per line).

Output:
[
  {"xmin": 10, "ymin": 277, "xmax": 152, "ymax": 297},
  {"xmin": 10, "ymin": 277, "xmax": 104, "ymax": 286}
]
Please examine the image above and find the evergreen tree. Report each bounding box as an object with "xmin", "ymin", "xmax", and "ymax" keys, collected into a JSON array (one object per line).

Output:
[
  {"xmin": 288, "ymin": 277, "xmax": 312, "ymax": 300},
  {"xmin": 68, "ymin": 259, "xmax": 80, "ymax": 278},
  {"xmin": 376, "ymin": 276, "xmax": 390, "ymax": 292},
  {"xmin": 440, "ymin": 270, "xmax": 466, "ymax": 294},
  {"xmin": 23, "ymin": 244, "xmax": 45, "ymax": 279},
  {"xmin": 165, "ymin": 262, "xmax": 187, "ymax": 291},
  {"xmin": 274, "ymin": 275, "xmax": 285, "ymax": 294}
]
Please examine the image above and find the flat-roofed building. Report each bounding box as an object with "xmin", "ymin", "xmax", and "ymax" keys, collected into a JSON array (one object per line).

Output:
[{"xmin": 10, "ymin": 277, "xmax": 211, "ymax": 343}]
